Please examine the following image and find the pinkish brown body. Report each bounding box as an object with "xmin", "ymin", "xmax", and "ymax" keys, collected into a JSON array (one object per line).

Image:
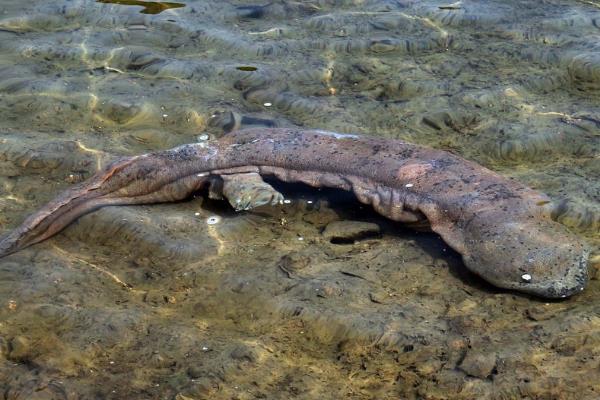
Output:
[{"xmin": 0, "ymin": 128, "xmax": 590, "ymax": 298}]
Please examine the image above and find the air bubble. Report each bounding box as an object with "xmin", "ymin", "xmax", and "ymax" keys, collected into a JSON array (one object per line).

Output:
[{"xmin": 206, "ymin": 216, "xmax": 221, "ymax": 225}]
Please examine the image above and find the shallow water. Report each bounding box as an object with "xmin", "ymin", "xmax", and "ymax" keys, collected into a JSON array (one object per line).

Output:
[{"xmin": 0, "ymin": 0, "xmax": 599, "ymax": 398}]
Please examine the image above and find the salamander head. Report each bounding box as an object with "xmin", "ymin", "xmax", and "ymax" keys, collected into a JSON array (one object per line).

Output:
[{"xmin": 462, "ymin": 211, "xmax": 590, "ymax": 298}]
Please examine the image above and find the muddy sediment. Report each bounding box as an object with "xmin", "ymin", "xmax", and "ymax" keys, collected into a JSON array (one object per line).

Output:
[{"xmin": 0, "ymin": 0, "xmax": 599, "ymax": 398}]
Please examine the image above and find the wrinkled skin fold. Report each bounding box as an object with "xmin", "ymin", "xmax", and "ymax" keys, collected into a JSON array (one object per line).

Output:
[{"xmin": 0, "ymin": 128, "xmax": 591, "ymax": 298}]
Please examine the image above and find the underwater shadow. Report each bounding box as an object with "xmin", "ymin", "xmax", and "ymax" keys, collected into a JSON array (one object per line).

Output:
[{"xmin": 224, "ymin": 179, "xmax": 511, "ymax": 298}]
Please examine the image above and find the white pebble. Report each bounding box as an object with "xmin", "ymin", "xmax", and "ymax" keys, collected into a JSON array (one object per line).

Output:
[
  {"xmin": 162, "ymin": 114, "xmax": 168, "ymax": 118},
  {"xmin": 194, "ymin": 212, "xmax": 201, "ymax": 216},
  {"xmin": 197, "ymin": 133, "xmax": 209, "ymax": 141},
  {"xmin": 263, "ymin": 102, "xmax": 272, "ymax": 107},
  {"xmin": 521, "ymin": 273, "xmax": 532, "ymax": 282},
  {"xmin": 283, "ymin": 199, "xmax": 291, "ymax": 204},
  {"xmin": 405, "ymin": 183, "xmax": 414, "ymax": 188}
]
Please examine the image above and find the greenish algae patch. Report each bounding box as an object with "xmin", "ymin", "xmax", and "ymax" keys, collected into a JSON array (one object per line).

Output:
[
  {"xmin": 97, "ymin": 0, "xmax": 185, "ymax": 15},
  {"xmin": 236, "ymin": 66, "xmax": 258, "ymax": 71}
]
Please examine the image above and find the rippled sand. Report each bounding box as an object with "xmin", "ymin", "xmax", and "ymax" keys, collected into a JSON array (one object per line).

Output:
[{"xmin": 0, "ymin": 0, "xmax": 599, "ymax": 398}]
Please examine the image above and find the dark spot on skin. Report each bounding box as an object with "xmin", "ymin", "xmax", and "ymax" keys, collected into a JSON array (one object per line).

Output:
[{"xmin": 158, "ymin": 145, "xmax": 198, "ymax": 163}]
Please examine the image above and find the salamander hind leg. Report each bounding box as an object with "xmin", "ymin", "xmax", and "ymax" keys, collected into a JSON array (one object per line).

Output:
[{"xmin": 220, "ymin": 173, "xmax": 284, "ymax": 211}]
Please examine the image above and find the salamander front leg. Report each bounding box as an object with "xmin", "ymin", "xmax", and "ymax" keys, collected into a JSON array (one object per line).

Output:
[{"xmin": 219, "ymin": 172, "xmax": 284, "ymax": 211}]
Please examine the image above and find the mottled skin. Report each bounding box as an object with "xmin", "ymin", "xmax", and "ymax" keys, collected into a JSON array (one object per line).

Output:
[{"xmin": 0, "ymin": 128, "xmax": 590, "ymax": 298}]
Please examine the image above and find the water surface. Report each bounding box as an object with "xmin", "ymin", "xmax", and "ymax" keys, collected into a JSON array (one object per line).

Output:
[{"xmin": 0, "ymin": 0, "xmax": 599, "ymax": 398}]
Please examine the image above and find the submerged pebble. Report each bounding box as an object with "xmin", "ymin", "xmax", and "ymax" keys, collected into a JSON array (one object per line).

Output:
[
  {"xmin": 8, "ymin": 336, "xmax": 32, "ymax": 362},
  {"xmin": 458, "ymin": 349, "xmax": 497, "ymax": 379}
]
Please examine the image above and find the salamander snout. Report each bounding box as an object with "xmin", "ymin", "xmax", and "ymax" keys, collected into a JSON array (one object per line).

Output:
[{"xmin": 462, "ymin": 212, "xmax": 590, "ymax": 298}]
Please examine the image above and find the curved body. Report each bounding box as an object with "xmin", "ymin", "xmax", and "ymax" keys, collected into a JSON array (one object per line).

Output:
[{"xmin": 0, "ymin": 128, "xmax": 590, "ymax": 298}]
